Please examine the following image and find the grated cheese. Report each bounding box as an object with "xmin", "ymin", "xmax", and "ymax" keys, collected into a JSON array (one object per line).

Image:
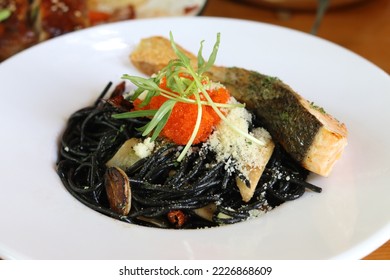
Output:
[
  {"xmin": 203, "ymin": 97, "xmax": 272, "ymax": 177},
  {"xmin": 133, "ymin": 137, "xmax": 155, "ymax": 158}
]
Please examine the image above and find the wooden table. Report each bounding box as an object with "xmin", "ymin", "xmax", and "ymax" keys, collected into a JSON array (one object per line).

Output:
[
  {"xmin": 202, "ymin": 0, "xmax": 390, "ymax": 260},
  {"xmin": 202, "ymin": 0, "xmax": 390, "ymax": 73}
]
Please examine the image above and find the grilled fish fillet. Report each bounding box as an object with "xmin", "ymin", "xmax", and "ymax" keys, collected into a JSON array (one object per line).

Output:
[
  {"xmin": 130, "ymin": 36, "xmax": 348, "ymax": 176},
  {"xmin": 207, "ymin": 67, "xmax": 347, "ymax": 177}
]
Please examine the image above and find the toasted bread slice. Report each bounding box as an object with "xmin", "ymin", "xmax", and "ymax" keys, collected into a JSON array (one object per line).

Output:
[{"xmin": 130, "ymin": 36, "xmax": 197, "ymax": 75}]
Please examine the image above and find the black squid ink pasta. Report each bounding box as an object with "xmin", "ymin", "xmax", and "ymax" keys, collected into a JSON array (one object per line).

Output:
[{"xmin": 56, "ymin": 82, "xmax": 322, "ymax": 229}]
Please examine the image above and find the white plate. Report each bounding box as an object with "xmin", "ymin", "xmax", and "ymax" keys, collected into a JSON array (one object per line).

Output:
[{"xmin": 0, "ymin": 17, "xmax": 389, "ymax": 260}]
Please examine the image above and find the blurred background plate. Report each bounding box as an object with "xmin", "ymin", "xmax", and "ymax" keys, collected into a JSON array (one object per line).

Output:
[
  {"xmin": 238, "ymin": 0, "xmax": 367, "ymax": 10},
  {"xmin": 0, "ymin": 0, "xmax": 208, "ymax": 62}
]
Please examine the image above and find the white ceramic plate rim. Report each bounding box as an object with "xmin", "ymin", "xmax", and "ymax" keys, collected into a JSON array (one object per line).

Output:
[{"xmin": 0, "ymin": 17, "xmax": 389, "ymax": 260}]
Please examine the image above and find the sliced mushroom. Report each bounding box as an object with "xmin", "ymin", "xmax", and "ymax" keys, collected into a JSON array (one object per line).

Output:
[
  {"xmin": 236, "ymin": 167, "xmax": 264, "ymax": 203},
  {"xmin": 106, "ymin": 138, "xmax": 141, "ymax": 170},
  {"xmin": 104, "ymin": 166, "xmax": 131, "ymax": 215},
  {"xmin": 192, "ymin": 203, "xmax": 217, "ymax": 222},
  {"xmin": 136, "ymin": 216, "xmax": 170, "ymax": 229},
  {"xmin": 236, "ymin": 129, "xmax": 275, "ymax": 202}
]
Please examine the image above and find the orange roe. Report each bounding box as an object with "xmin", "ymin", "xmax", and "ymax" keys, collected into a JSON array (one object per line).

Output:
[{"xmin": 133, "ymin": 77, "xmax": 230, "ymax": 145}]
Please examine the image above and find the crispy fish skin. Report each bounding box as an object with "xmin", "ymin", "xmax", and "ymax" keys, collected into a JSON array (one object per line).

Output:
[
  {"xmin": 206, "ymin": 66, "xmax": 348, "ymax": 176},
  {"xmin": 130, "ymin": 36, "xmax": 348, "ymax": 176}
]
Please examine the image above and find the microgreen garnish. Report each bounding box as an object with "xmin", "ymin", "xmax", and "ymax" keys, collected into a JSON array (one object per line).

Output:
[
  {"xmin": 113, "ymin": 32, "xmax": 264, "ymax": 161},
  {"xmin": 0, "ymin": 9, "xmax": 12, "ymax": 22}
]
